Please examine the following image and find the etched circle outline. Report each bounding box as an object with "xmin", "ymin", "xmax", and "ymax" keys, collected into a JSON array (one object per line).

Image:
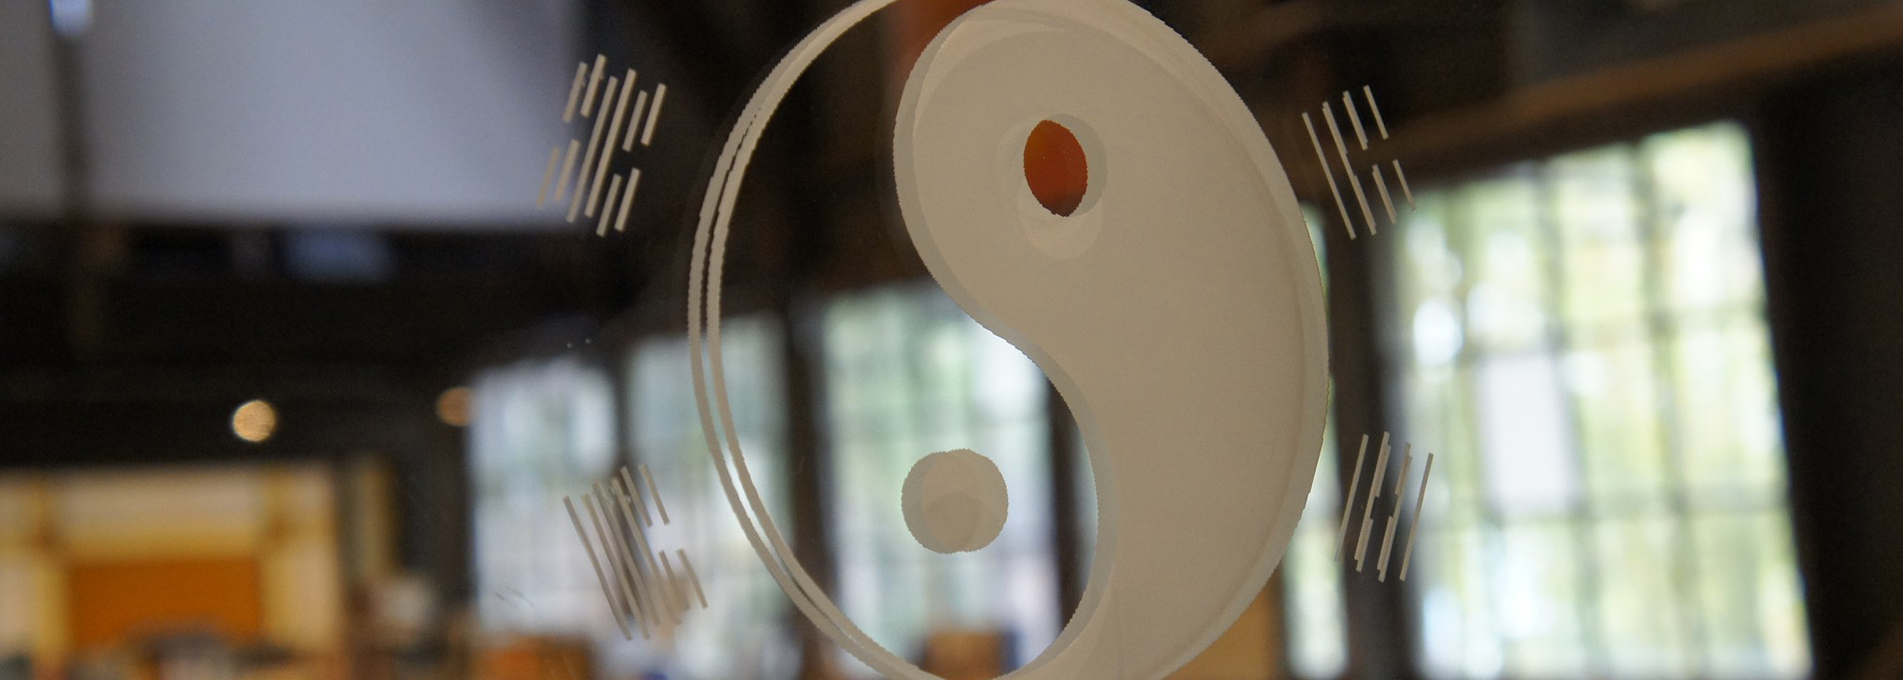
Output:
[
  {"xmin": 686, "ymin": 3, "xmax": 938, "ymax": 680},
  {"xmin": 687, "ymin": 3, "xmax": 1326, "ymax": 680}
]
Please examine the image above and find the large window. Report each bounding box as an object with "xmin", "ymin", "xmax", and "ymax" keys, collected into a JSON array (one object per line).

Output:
[
  {"xmin": 470, "ymin": 357, "xmax": 618, "ymax": 635},
  {"xmin": 1394, "ymin": 122, "xmax": 1810, "ymax": 678},
  {"xmin": 822, "ymin": 284, "xmax": 1061, "ymax": 672},
  {"xmin": 628, "ymin": 316, "xmax": 796, "ymax": 680}
]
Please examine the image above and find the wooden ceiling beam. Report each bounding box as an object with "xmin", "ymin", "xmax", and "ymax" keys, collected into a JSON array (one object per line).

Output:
[{"xmin": 1387, "ymin": 3, "xmax": 1903, "ymax": 178}]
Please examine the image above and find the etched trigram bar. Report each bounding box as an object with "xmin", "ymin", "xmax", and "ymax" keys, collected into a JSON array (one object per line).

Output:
[
  {"xmin": 563, "ymin": 464, "xmax": 706, "ymax": 639},
  {"xmin": 1334, "ymin": 432, "xmax": 1436, "ymax": 584},
  {"xmin": 1303, "ymin": 86, "xmax": 1416, "ymax": 239},
  {"xmin": 538, "ymin": 54, "xmax": 670, "ymax": 236}
]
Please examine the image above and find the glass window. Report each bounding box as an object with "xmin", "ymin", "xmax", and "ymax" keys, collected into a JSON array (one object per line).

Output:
[
  {"xmin": 1395, "ymin": 122, "xmax": 1810, "ymax": 679},
  {"xmin": 469, "ymin": 357, "xmax": 618, "ymax": 635},
  {"xmin": 821, "ymin": 284, "xmax": 1060, "ymax": 673},
  {"xmin": 628, "ymin": 316, "xmax": 797, "ymax": 680}
]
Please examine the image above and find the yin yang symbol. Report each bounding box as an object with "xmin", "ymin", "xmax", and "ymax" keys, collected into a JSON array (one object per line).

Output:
[{"xmin": 687, "ymin": 1, "xmax": 1328, "ymax": 679}]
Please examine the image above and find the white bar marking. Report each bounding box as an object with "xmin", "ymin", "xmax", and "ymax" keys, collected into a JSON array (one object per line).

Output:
[
  {"xmin": 594, "ymin": 487, "xmax": 658, "ymax": 637},
  {"xmin": 1323, "ymin": 102, "xmax": 1378, "ymax": 236},
  {"xmin": 623, "ymin": 90, "xmax": 650, "ymax": 152},
  {"xmin": 677, "ymin": 549, "xmax": 709, "ymax": 609},
  {"xmin": 580, "ymin": 493, "xmax": 631, "ymax": 606},
  {"xmin": 611, "ymin": 476, "xmax": 677, "ymax": 627},
  {"xmin": 1303, "ymin": 113, "xmax": 1357, "ymax": 241},
  {"xmin": 601, "ymin": 482, "xmax": 663, "ymax": 631},
  {"xmin": 640, "ymin": 84, "xmax": 667, "ymax": 146},
  {"xmin": 1378, "ymin": 444, "xmax": 1412, "ymax": 581},
  {"xmin": 639, "ymin": 463, "xmax": 670, "ymax": 524},
  {"xmin": 614, "ymin": 169, "xmax": 641, "ymax": 233},
  {"xmin": 1364, "ymin": 85, "xmax": 1390, "ymax": 140},
  {"xmin": 1334, "ymin": 433, "xmax": 1369, "ymax": 561},
  {"xmin": 1399, "ymin": 452, "xmax": 1435, "ymax": 581},
  {"xmin": 1372, "ymin": 164, "xmax": 1398, "ymax": 224},
  {"xmin": 580, "ymin": 54, "xmax": 606, "ymax": 115},
  {"xmin": 553, "ymin": 140, "xmax": 580, "ymax": 204},
  {"xmin": 597, "ymin": 174, "xmax": 623, "ymax": 237},
  {"xmin": 562, "ymin": 62, "xmax": 586, "ymax": 123},
  {"xmin": 658, "ymin": 551, "xmax": 687, "ymax": 613},
  {"xmin": 568, "ymin": 78, "xmax": 617, "ymax": 223},
  {"xmin": 618, "ymin": 466, "xmax": 653, "ymax": 527},
  {"xmin": 583, "ymin": 493, "xmax": 650, "ymax": 639},
  {"xmin": 588, "ymin": 74, "xmax": 635, "ymax": 219},
  {"xmin": 1343, "ymin": 91, "xmax": 1370, "ymax": 151},
  {"xmin": 536, "ymin": 146, "xmax": 561, "ymax": 207},
  {"xmin": 1392, "ymin": 160, "xmax": 1416, "ymax": 210},
  {"xmin": 1377, "ymin": 514, "xmax": 1400, "ymax": 582},
  {"xmin": 565, "ymin": 497, "xmax": 632, "ymax": 640},
  {"xmin": 584, "ymin": 77, "xmax": 626, "ymax": 219},
  {"xmin": 1355, "ymin": 435, "xmax": 1392, "ymax": 571}
]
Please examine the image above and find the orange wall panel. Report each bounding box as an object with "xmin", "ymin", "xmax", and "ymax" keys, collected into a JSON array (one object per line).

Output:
[{"xmin": 67, "ymin": 558, "xmax": 263, "ymax": 650}]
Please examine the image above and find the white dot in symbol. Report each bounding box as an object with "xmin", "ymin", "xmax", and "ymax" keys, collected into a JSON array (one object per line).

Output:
[{"xmin": 901, "ymin": 448, "xmax": 1009, "ymax": 554}]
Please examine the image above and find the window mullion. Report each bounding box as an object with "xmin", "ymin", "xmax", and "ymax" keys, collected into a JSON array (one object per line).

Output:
[
  {"xmin": 1632, "ymin": 142, "xmax": 1712, "ymax": 669},
  {"xmin": 1531, "ymin": 161, "xmax": 1610, "ymax": 675},
  {"xmin": 1444, "ymin": 182, "xmax": 1514, "ymax": 674}
]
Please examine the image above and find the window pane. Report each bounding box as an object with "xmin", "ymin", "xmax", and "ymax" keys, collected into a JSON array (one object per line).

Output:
[
  {"xmin": 1690, "ymin": 510, "xmax": 1810, "ymax": 677},
  {"xmin": 1460, "ymin": 174, "xmax": 1551, "ymax": 354},
  {"xmin": 1567, "ymin": 330, "xmax": 1671, "ymax": 509},
  {"xmin": 1550, "ymin": 148, "xmax": 1646, "ymax": 330},
  {"xmin": 1396, "ymin": 121, "xmax": 1808, "ymax": 680},
  {"xmin": 1493, "ymin": 522, "xmax": 1587, "ymax": 675},
  {"xmin": 1673, "ymin": 318, "xmax": 1786, "ymax": 504},
  {"xmin": 1475, "ymin": 354, "xmax": 1579, "ymax": 515},
  {"xmin": 1401, "ymin": 192, "xmax": 1463, "ymax": 318},
  {"xmin": 1406, "ymin": 364, "xmax": 1485, "ymax": 524},
  {"xmin": 1645, "ymin": 127, "xmax": 1764, "ymax": 314},
  {"xmin": 1566, "ymin": 329, "xmax": 1671, "ymax": 509},
  {"xmin": 1592, "ymin": 516, "xmax": 1694, "ymax": 678},
  {"xmin": 1419, "ymin": 526, "xmax": 1505, "ymax": 678}
]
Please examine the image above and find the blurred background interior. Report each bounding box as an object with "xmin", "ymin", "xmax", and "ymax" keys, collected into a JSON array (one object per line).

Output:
[{"xmin": 2, "ymin": 0, "xmax": 1901, "ymax": 679}]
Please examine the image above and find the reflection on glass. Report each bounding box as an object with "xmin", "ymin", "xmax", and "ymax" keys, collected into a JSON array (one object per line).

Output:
[{"xmin": 1398, "ymin": 122, "xmax": 1809, "ymax": 679}]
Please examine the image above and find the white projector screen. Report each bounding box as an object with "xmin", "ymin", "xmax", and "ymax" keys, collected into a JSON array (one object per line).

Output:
[{"xmin": 80, "ymin": 0, "xmax": 577, "ymax": 227}]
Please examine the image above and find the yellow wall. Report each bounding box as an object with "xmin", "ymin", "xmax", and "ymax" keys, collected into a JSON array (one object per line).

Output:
[{"xmin": 0, "ymin": 464, "xmax": 343, "ymax": 663}]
